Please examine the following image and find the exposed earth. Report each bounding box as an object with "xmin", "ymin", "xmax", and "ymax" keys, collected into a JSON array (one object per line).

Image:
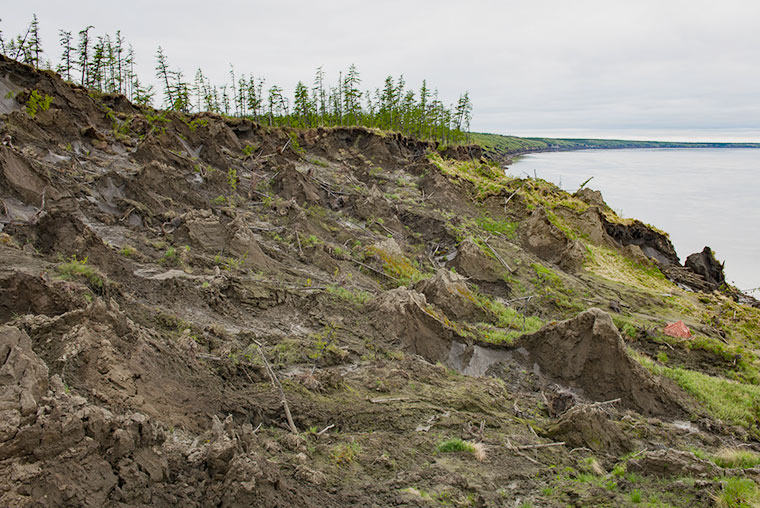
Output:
[{"xmin": 2, "ymin": 55, "xmax": 760, "ymax": 507}]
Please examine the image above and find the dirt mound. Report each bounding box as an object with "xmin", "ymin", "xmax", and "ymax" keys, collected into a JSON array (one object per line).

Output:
[
  {"xmin": 627, "ymin": 450, "xmax": 718, "ymax": 478},
  {"xmin": 174, "ymin": 210, "xmax": 273, "ymax": 268},
  {"xmin": 519, "ymin": 207, "xmax": 585, "ymax": 272},
  {"xmin": 517, "ymin": 308, "xmax": 689, "ymax": 416},
  {"xmin": 414, "ymin": 268, "xmax": 485, "ymax": 322},
  {"xmin": 448, "ymin": 238, "xmax": 504, "ymax": 284},
  {"xmin": 602, "ymin": 216, "xmax": 680, "ymax": 266},
  {"xmin": 0, "ymin": 327, "xmax": 305, "ymax": 507},
  {"xmin": 271, "ymin": 163, "xmax": 323, "ymax": 206},
  {"xmin": 545, "ymin": 405, "xmax": 634, "ymax": 455},
  {"xmin": 685, "ymin": 246, "xmax": 725, "ymax": 290},
  {"xmin": 573, "ymin": 187, "xmax": 609, "ymax": 210},
  {"xmin": 372, "ymin": 287, "xmax": 467, "ymax": 361}
]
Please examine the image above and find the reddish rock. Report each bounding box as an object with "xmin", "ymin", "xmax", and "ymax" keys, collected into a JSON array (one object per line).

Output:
[{"xmin": 664, "ymin": 320, "xmax": 691, "ymax": 339}]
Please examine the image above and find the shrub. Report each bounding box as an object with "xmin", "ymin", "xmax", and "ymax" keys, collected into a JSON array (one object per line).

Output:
[{"xmin": 26, "ymin": 89, "xmax": 53, "ymax": 117}]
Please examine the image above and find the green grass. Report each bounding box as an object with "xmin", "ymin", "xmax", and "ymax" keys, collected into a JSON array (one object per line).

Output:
[
  {"xmin": 476, "ymin": 216, "xmax": 518, "ymax": 238},
  {"xmin": 325, "ymin": 285, "xmax": 372, "ymax": 305},
  {"xmin": 716, "ymin": 477, "xmax": 760, "ymax": 507},
  {"xmin": 635, "ymin": 352, "xmax": 760, "ymax": 429},
  {"xmin": 710, "ymin": 448, "xmax": 760, "ymax": 469},
  {"xmin": 55, "ymin": 255, "xmax": 104, "ymax": 291}
]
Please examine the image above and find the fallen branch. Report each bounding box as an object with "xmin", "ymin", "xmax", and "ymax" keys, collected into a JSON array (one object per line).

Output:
[
  {"xmin": 316, "ymin": 424, "xmax": 334, "ymax": 435},
  {"xmin": 505, "ymin": 438, "xmax": 541, "ymax": 465},
  {"xmin": 280, "ymin": 137, "xmax": 291, "ymax": 154},
  {"xmin": 350, "ymin": 258, "xmax": 400, "ymax": 282},
  {"xmin": 503, "ymin": 182, "xmax": 526, "ymax": 212},
  {"xmin": 511, "ymin": 441, "xmax": 565, "ymax": 451},
  {"xmin": 370, "ymin": 397, "xmax": 411, "ymax": 403},
  {"xmin": 254, "ymin": 340, "xmax": 298, "ymax": 434},
  {"xmin": 295, "ymin": 231, "xmax": 303, "ymax": 256},
  {"xmin": 480, "ymin": 236, "xmax": 514, "ymax": 273},
  {"xmin": 588, "ymin": 398, "xmax": 621, "ymax": 408}
]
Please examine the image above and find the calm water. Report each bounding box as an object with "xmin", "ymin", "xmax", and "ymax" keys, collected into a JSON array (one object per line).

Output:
[{"xmin": 507, "ymin": 148, "xmax": 760, "ymax": 297}]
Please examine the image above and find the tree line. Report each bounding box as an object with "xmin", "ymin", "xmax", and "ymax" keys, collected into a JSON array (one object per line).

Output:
[{"xmin": 1, "ymin": 15, "xmax": 473, "ymax": 144}]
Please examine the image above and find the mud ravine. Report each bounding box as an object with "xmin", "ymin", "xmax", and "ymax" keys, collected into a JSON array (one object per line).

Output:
[{"xmin": 2, "ymin": 54, "xmax": 760, "ymax": 507}]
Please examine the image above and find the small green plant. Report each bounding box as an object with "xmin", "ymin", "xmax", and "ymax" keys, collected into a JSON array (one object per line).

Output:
[
  {"xmin": 331, "ymin": 441, "xmax": 361, "ymax": 466},
  {"xmin": 630, "ymin": 489, "xmax": 643, "ymax": 503},
  {"xmin": 146, "ymin": 111, "xmax": 170, "ymax": 135},
  {"xmin": 302, "ymin": 235, "xmax": 322, "ymax": 248},
  {"xmin": 436, "ymin": 438, "xmax": 486, "ymax": 460},
  {"xmin": 288, "ymin": 132, "xmax": 305, "ymax": 154},
  {"xmin": 227, "ymin": 168, "xmax": 238, "ymax": 191},
  {"xmin": 210, "ymin": 195, "xmax": 227, "ymax": 206},
  {"xmin": 656, "ymin": 351, "xmax": 669, "ymax": 364},
  {"xmin": 160, "ymin": 246, "xmax": 178, "ymax": 265},
  {"xmin": 187, "ymin": 117, "xmax": 208, "ymax": 132},
  {"xmin": 26, "ymin": 89, "xmax": 53, "ymax": 117},
  {"xmin": 119, "ymin": 245, "xmax": 137, "ymax": 257},
  {"xmin": 242, "ymin": 143, "xmax": 257, "ymax": 156}
]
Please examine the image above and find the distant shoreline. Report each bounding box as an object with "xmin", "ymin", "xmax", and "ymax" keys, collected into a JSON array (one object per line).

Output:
[{"xmin": 471, "ymin": 132, "xmax": 760, "ymax": 163}]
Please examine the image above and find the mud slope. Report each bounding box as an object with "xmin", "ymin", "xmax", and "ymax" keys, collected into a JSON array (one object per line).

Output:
[{"xmin": 2, "ymin": 54, "xmax": 760, "ymax": 507}]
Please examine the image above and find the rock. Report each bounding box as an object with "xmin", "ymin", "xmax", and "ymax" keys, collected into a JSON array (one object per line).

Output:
[
  {"xmin": 519, "ymin": 207, "xmax": 585, "ymax": 273},
  {"xmin": 685, "ymin": 246, "xmax": 725, "ymax": 290},
  {"xmin": 628, "ymin": 449, "xmax": 718, "ymax": 477},
  {"xmin": 517, "ymin": 308, "xmax": 689, "ymax": 416},
  {"xmin": 663, "ymin": 320, "xmax": 691, "ymax": 339},
  {"xmin": 602, "ymin": 216, "xmax": 680, "ymax": 266}
]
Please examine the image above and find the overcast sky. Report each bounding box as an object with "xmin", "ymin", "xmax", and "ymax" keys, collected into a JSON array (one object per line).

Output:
[{"xmin": 3, "ymin": 0, "xmax": 759, "ymax": 141}]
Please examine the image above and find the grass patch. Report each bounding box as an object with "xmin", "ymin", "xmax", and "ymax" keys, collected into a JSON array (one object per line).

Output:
[
  {"xmin": 55, "ymin": 255, "xmax": 104, "ymax": 292},
  {"xmin": 584, "ymin": 244, "xmax": 672, "ymax": 292},
  {"xmin": 711, "ymin": 448, "xmax": 760, "ymax": 469},
  {"xmin": 475, "ymin": 216, "xmax": 518, "ymax": 238},
  {"xmin": 436, "ymin": 438, "xmax": 486, "ymax": 460},
  {"xmin": 366, "ymin": 246, "xmax": 427, "ymax": 285},
  {"xmin": 716, "ymin": 477, "xmax": 760, "ymax": 507},
  {"xmin": 635, "ymin": 351, "xmax": 760, "ymax": 429},
  {"xmin": 325, "ymin": 285, "xmax": 372, "ymax": 305}
]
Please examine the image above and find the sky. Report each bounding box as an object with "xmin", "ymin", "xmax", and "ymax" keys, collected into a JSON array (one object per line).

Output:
[{"xmin": 2, "ymin": 0, "xmax": 759, "ymax": 141}]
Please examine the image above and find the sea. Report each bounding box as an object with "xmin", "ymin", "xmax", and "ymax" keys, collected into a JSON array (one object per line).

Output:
[{"xmin": 507, "ymin": 148, "xmax": 760, "ymax": 298}]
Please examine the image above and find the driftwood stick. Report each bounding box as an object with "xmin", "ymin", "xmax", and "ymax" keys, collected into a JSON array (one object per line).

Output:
[
  {"xmin": 280, "ymin": 137, "xmax": 291, "ymax": 154},
  {"xmin": 506, "ymin": 438, "xmax": 541, "ymax": 465},
  {"xmin": 588, "ymin": 398, "xmax": 621, "ymax": 408},
  {"xmin": 317, "ymin": 424, "xmax": 335, "ymax": 435},
  {"xmin": 295, "ymin": 231, "xmax": 303, "ymax": 256},
  {"xmin": 503, "ymin": 182, "xmax": 526, "ymax": 212},
  {"xmin": 511, "ymin": 441, "xmax": 565, "ymax": 450},
  {"xmin": 350, "ymin": 258, "xmax": 400, "ymax": 282},
  {"xmin": 370, "ymin": 397, "xmax": 411, "ymax": 403},
  {"xmin": 480, "ymin": 237, "xmax": 514, "ymax": 273},
  {"xmin": 255, "ymin": 341, "xmax": 298, "ymax": 434}
]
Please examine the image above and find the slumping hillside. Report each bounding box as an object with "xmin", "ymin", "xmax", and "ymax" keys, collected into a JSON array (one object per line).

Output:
[{"xmin": 2, "ymin": 55, "xmax": 760, "ymax": 507}]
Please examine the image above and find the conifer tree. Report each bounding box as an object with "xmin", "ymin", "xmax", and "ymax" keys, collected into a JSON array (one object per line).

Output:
[
  {"xmin": 29, "ymin": 14, "xmax": 41, "ymax": 68},
  {"xmin": 77, "ymin": 26, "xmax": 94, "ymax": 85},
  {"xmin": 57, "ymin": 30, "xmax": 73, "ymax": 81}
]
